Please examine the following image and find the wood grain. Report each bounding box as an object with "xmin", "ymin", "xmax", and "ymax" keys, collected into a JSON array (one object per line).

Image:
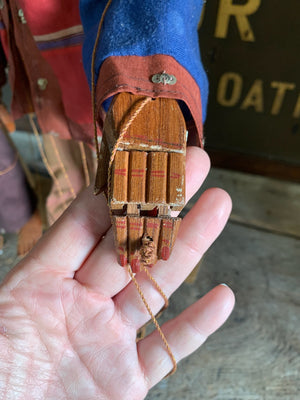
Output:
[
  {"xmin": 128, "ymin": 151, "xmax": 147, "ymax": 203},
  {"xmin": 107, "ymin": 93, "xmax": 186, "ymax": 153},
  {"xmin": 168, "ymin": 152, "xmax": 185, "ymax": 209},
  {"xmin": 111, "ymin": 150, "xmax": 129, "ymax": 206},
  {"xmin": 147, "ymin": 221, "xmax": 300, "ymax": 400},
  {"xmin": 207, "ymin": 147, "xmax": 300, "ymax": 183},
  {"xmin": 112, "ymin": 216, "xmax": 128, "ymax": 267},
  {"xmin": 158, "ymin": 218, "xmax": 181, "ymax": 261},
  {"xmin": 100, "ymin": 92, "xmax": 188, "ymax": 268},
  {"xmin": 187, "ymin": 167, "xmax": 300, "ymax": 238},
  {"xmin": 147, "ymin": 152, "xmax": 168, "ymax": 204}
]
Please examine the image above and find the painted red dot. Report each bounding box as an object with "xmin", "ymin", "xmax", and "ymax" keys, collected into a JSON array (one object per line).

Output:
[
  {"xmin": 119, "ymin": 255, "xmax": 127, "ymax": 267},
  {"xmin": 131, "ymin": 258, "xmax": 141, "ymax": 273}
]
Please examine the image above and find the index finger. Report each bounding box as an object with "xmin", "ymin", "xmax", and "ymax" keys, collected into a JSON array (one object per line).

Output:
[{"xmin": 24, "ymin": 186, "xmax": 111, "ymax": 276}]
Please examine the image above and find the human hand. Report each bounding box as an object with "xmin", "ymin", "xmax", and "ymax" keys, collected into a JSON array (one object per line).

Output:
[{"xmin": 0, "ymin": 148, "xmax": 234, "ymax": 400}]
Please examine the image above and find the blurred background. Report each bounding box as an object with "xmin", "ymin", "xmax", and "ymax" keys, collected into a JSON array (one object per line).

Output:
[{"xmin": 0, "ymin": 1, "xmax": 299, "ymax": 399}]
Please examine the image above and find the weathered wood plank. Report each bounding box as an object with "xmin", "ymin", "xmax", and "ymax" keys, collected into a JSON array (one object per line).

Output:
[
  {"xmin": 108, "ymin": 93, "xmax": 186, "ymax": 152},
  {"xmin": 111, "ymin": 151, "xmax": 129, "ymax": 205},
  {"xmin": 186, "ymin": 168, "xmax": 300, "ymax": 238},
  {"xmin": 112, "ymin": 216, "xmax": 128, "ymax": 267},
  {"xmin": 168, "ymin": 152, "xmax": 185, "ymax": 209},
  {"xmin": 158, "ymin": 218, "xmax": 181, "ymax": 261},
  {"xmin": 147, "ymin": 222, "xmax": 300, "ymax": 399},
  {"xmin": 147, "ymin": 152, "xmax": 168, "ymax": 204},
  {"xmin": 128, "ymin": 151, "xmax": 147, "ymax": 203}
]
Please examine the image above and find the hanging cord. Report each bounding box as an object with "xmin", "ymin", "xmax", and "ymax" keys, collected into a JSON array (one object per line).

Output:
[
  {"xmin": 127, "ymin": 264, "xmax": 177, "ymax": 376},
  {"xmin": 91, "ymin": 0, "xmax": 113, "ymax": 162},
  {"xmin": 48, "ymin": 134, "xmax": 76, "ymax": 200},
  {"xmin": 107, "ymin": 96, "xmax": 152, "ymax": 197},
  {"xmin": 28, "ymin": 114, "xmax": 66, "ymax": 207},
  {"xmin": 142, "ymin": 266, "xmax": 169, "ymax": 310},
  {"xmin": 79, "ymin": 141, "xmax": 91, "ymax": 187},
  {"xmin": 0, "ymin": 152, "xmax": 18, "ymax": 176},
  {"xmin": 90, "ymin": 0, "xmax": 176, "ymax": 377}
]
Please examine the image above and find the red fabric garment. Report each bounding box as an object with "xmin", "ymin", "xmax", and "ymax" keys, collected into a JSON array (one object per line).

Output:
[
  {"xmin": 0, "ymin": 0, "xmax": 203, "ymax": 146},
  {"xmin": 0, "ymin": 0, "xmax": 93, "ymax": 142},
  {"xmin": 96, "ymin": 55, "xmax": 204, "ymax": 147}
]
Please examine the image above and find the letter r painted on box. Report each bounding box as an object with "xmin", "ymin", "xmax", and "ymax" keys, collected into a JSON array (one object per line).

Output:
[{"xmin": 215, "ymin": 0, "xmax": 261, "ymax": 42}]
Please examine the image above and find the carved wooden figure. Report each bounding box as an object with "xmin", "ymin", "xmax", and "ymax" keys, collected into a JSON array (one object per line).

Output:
[{"xmin": 95, "ymin": 93, "xmax": 186, "ymax": 272}]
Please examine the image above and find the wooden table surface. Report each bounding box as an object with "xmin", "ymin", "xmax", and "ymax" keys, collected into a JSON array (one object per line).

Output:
[{"xmin": 146, "ymin": 169, "xmax": 300, "ymax": 400}]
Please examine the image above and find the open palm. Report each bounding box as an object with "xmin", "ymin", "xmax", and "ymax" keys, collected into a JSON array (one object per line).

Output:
[{"xmin": 0, "ymin": 148, "xmax": 234, "ymax": 400}]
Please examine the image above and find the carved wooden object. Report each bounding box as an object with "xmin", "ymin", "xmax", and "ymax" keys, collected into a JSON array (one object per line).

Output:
[{"xmin": 96, "ymin": 93, "xmax": 187, "ymax": 272}]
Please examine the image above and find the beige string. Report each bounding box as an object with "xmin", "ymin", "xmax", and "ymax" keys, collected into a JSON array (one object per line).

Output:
[
  {"xmin": 79, "ymin": 141, "xmax": 91, "ymax": 187},
  {"xmin": 127, "ymin": 264, "xmax": 177, "ymax": 376},
  {"xmin": 48, "ymin": 134, "xmax": 76, "ymax": 200},
  {"xmin": 90, "ymin": 0, "xmax": 176, "ymax": 377},
  {"xmin": 142, "ymin": 266, "xmax": 169, "ymax": 310},
  {"xmin": 28, "ymin": 114, "xmax": 65, "ymax": 206},
  {"xmin": 91, "ymin": 0, "xmax": 113, "ymax": 162},
  {"xmin": 0, "ymin": 153, "xmax": 18, "ymax": 176}
]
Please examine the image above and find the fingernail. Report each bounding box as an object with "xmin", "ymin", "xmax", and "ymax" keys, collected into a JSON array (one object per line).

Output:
[{"xmin": 220, "ymin": 283, "xmax": 229, "ymax": 288}]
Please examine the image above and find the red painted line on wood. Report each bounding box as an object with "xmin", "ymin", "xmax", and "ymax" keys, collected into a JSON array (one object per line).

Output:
[
  {"xmin": 146, "ymin": 222, "xmax": 160, "ymax": 229},
  {"xmin": 170, "ymin": 173, "xmax": 181, "ymax": 179},
  {"xmin": 129, "ymin": 221, "xmax": 143, "ymax": 227}
]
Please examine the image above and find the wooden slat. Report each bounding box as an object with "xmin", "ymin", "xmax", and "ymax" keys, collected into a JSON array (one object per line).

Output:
[
  {"xmin": 127, "ymin": 203, "xmax": 139, "ymax": 216},
  {"xmin": 208, "ymin": 147, "xmax": 300, "ymax": 183},
  {"xmin": 194, "ymin": 167, "xmax": 300, "ymax": 238},
  {"xmin": 158, "ymin": 204, "xmax": 169, "ymax": 217},
  {"xmin": 107, "ymin": 93, "xmax": 187, "ymax": 152},
  {"xmin": 95, "ymin": 134, "xmax": 112, "ymax": 195},
  {"xmin": 128, "ymin": 151, "xmax": 147, "ymax": 203},
  {"xmin": 128, "ymin": 216, "xmax": 144, "ymax": 273},
  {"xmin": 143, "ymin": 218, "xmax": 161, "ymax": 266},
  {"xmin": 112, "ymin": 216, "xmax": 128, "ymax": 267},
  {"xmin": 158, "ymin": 218, "xmax": 181, "ymax": 261},
  {"xmin": 168, "ymin": 152, "xmax": 185, "ymax": 210},
  {"xmin": 111, "ymin": 150, "xmax": 129, "ymax": 205},
  {"xmin": 147, "ymin": 152, "xmax": 168, "ymax": 204}
]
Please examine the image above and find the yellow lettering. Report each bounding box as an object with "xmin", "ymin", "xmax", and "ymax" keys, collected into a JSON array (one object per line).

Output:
[
  {"xmin": 217, "ymin": 72, "xmax": 243, "ymax": 107},
  {"xmin": 241, "ymin": 79, "xmax": 264, "ymax": 112},
  {"xmin": 293, "ymin": 94, "xmax": 300, "ymax": 118},
  {"xmin": 215, "ymin": 0, "xmax": 261, "ymax": 42},
  {"xmin": 198, "ymin": 2, "xmax": 206, "ymax": 29},
  {"xmin": 271, "ymin": 82, "xmax": 295, "ymax": 115}
]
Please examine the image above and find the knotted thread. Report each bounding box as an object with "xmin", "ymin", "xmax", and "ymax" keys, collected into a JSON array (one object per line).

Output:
[
  {"xmin": 140, "ymin": 235, "xmax": 157, "ymax": 266},
  {"xmin": 127, "ymin": 264, "xmax": 177, "ymax": 376},
  {"xmin": 90, "ymin": 0, "xmax": 177, "ymax": 377}
]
